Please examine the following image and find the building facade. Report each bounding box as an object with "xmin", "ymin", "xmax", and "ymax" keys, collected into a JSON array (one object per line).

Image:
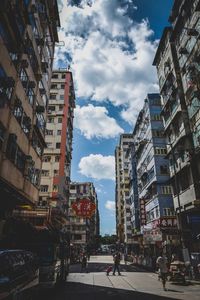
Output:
[
  {"xmin": 0, "ymin": 0, "xmax": 60, "ymax": 220},
  {"xmin": 153, "ymin": 0, "xmax": 200, "ymax": 252},
  {"xmin": 39, "ymin": 70, "xmax": 75, "ymax": 216},
  {"xmin": 133, "ymin": 94, "xmax": 177, "ymax": 257},
  {"xmin": 115, "ymin": 134, "xmax": 134, "ymax": 249},
  {"xmin": 67, "ymin": 182, "xmax": 100, "ymax": 252}
]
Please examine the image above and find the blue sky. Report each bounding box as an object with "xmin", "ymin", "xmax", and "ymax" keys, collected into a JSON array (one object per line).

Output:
[{"xmin": 55, "ymin": 0, "xmax": 173, "ymax": 235}]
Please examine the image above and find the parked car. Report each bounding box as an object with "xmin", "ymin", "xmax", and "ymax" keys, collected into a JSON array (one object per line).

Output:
[{"xmin": 0, "ymin": 249, "xmax": 39, "ymax": 300}]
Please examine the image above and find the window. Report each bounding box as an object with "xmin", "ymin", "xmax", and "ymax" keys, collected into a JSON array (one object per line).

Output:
[
  {"xmin": 46, "ymin": 129, "xmax": 53, "ymax": 135},
  {"xmin": 59, "ymin": 105, "xmax": 63, "ymax": 110},
  {"xmin": 6, "ymin": 135, "xmax": 26, "ymax": 173},
  {"xmin": 0, "ymin": 123, "xmax": 5, "ymax": 150},
  {"xmin": 0, "ymin": 65, "xmax": 14, "ymax": 106},
  {"xmin": 26, "ymin": 87, "xmax": 35, "ymax": 106},
  {"xmin": 48, "ymin": 117, "xmax": 54, "ymax": 123},
  {"xmin": 61, "ymin": 84, "xmax": 65, "ymax": 89},
  {"xmin": 152, "ymin": 99, "xmax": 161, "ymax": 106},
  {"xmin": 155, "ymin": 147, "xmax": 167, "ymax": 155},
  {"xmin": 54, "ymin": 169, "xmax": 59, "ymax": 175},
  {"xmin": 58, "ymin": 117, "xmax": 62, "ymax": 123},
  {"xmin": 160, "ymin": 185, "xmax": 172, "ymax": 194},
  {"xmin": 46, "ymin": 142, "xmax": 53, "ymax": 148},
  {"xmin": 62, "ymin": 74, "xmax": 66, "ymax": 79},
  {"xmin": 160, "ymin": 165, "xmax": 169, "ymax": 175},
  {"xmin": 50, "ymin": 93, "xmax": 56, "ymax": 100},
  {"xmin": 53, "ymin": 185, "xmax": 58, "ymax": 192},
  {"xmin": 60, "ymin": 94, "xmax": 64, "ymax": 100},
  {"xmin": 52, "ymin": 74, "xmax": 58, "ymax": 79},
  {"xmin": 155, "ymin": 206, "xmax": 159, "ymax": 218},
  {"xmin": 48, "ymin": 105, "xmax": 56, "ymax": 111},
  {"xmin": 27, "ymin": 167, "xmax": 40, "ymax": 186},
  {"xmin": 151, "ymin": 114, "xmax": 162, "ymax": 121},
  {"xmin": 163, "ymin": 208, "xmax": 175, "ymax": 216},
  {"xmin": 40, "ymin": 185, "xmax": 48, "ymax": 192},
  {"xmin": 56, "ymin": 143, "xmax": 61, "ymax": 149},
  {"xmin": 43, "ymin": 156, "xmax": 51, "ymax": 162},
  {"xmin": 32, "ymin": 130, "xmax": 43, "ymax": 156},
  {"xmin": 13, "ymin": 101, "xmax": 23, "ymax": 124},
  {"xmin": 22, "ymin": 115, "xmax": 31, "ymax": 136},
  {"xmin": 19, "ymin": 68, "xmax": 28, "ymax": 89},
  {"xmin": 55, "ymin": 156, "xmax": 60, "ymax": 162},
  {"xmin": 41, "ymin": 170, "xmax": 49, "ymax": 176},
  {"xmin": 152, "ymin": 129, "xmax": 164, "ymax": 138},
  {"xmin": 36, "ymin": 113, "xmax": 45, "ymax": 133},
  {"xmin": 57, "ymin": 130, "xmax": 61, "ymax": 135},
  {"xmin": 51, "ymin": 84, "xmax": 57, "ymax": 89}
]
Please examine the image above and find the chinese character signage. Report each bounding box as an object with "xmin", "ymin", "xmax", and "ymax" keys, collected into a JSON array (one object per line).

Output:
[
  {"xmin": 152, "ymin": 217, "xmax": 177, "ymax": 229},
  {"xmin": 140, "ymin": 198, "xmax": 146, "ymax": 225},
  {"xmin": 71, "ymin": 199, "xmax": 96, "ymax": 218}
]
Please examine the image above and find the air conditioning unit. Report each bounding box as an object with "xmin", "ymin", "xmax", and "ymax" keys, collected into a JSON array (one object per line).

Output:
[
  {"xmin": 39, "ymin": 88, "xmax": 46, "ymax": 95},
  {"xmin": 187, "ymin": 28, "xmax": 199, "ymax": 36},
  {"xmin": 179, "ymin": 47, "xmax": 188, "ymax": 55},
  {"xmin": 36, "ymin": 105, "xmax": 45, "ymax": 113},
  {"xmin": 20, "ymin": 59, "xmax": 29, "ymax": 68},
  {"xmin": 35, "ymin": 37, "xmax": 44, "ymax": 46},
  {"xmin": 28, "ymin": 81, "xmax": 36, "ymax": 89},
  {"xmin": 14, "ymin": 98, "xmax": 22, "ymax": 106},
  {"xmin": 41, "ymin": 61, "xmax": 48, "ymax": 73}
]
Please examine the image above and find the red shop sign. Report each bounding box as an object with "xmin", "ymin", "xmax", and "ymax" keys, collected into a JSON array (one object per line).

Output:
[{"xmin": 71, "ymin": 199, "xmax": 96, "ymax": 218}]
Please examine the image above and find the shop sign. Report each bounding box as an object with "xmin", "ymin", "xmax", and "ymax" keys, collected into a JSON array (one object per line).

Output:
[
  {"xmin": 140, "ymin": 198, "xmax": 146, "ymax": 225},
  {"xmin": 152, "ymin": 217, "xmax": 177, "ymax": 229},
  {"xmin": 143, "ymin": 229, "xmax": 162, "ymax": 243},
  {"xmin": 71, "ymin": 198, "xmax": 96, "ymax": 218}
]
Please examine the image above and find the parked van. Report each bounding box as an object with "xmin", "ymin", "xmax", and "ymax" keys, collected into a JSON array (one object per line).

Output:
[{"xmin": 0, "ymin": 249, "xmax": 39, "ymax": 300}]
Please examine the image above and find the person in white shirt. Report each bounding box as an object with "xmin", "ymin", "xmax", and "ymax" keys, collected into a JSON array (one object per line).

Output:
[{"xmin": 156, "ymin": 253, "xmax": 168, "ymax": 291}]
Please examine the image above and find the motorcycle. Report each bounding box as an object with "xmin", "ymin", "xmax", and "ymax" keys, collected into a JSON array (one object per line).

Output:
[{"xmin": 169, "ymin": 260, "xmax": 186, "ymax": 284}]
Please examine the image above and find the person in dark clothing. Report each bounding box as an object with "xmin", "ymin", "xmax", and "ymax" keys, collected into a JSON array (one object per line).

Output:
[
  {"xmin": 113, "ymin": 252, "xmax": 121, "ymax": 275},
  {"xmin": 81, "ymin": 254, "xmax": 87, "ymax": 272}
]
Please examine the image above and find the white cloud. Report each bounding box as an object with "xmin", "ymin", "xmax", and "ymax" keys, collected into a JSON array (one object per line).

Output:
[
  {"xmin": 105, "ymin": 200, "xmax": 115, "ymax": 212},
  {"xmin": 56, "ymin": 0, "xmax": 159, "ymax": 126},
  {"xmin": 74, "ymin": 104, "xmax": 124, "ymax": 139},
  {"xmin": 78, "ymin": 154, "xmax": 115, "ymax": 180}
]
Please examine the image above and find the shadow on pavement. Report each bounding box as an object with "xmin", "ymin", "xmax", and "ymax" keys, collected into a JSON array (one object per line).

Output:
[
  {"xmin": 38, "ymin": 282, "xmax": 181, "ymax": 300},
  {"xmin": 69, "ymin": 262, "xmax": 150, "ymax": 273}
]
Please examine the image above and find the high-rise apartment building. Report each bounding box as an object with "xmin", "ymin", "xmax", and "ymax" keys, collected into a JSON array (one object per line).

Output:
[
  {"xmin": 115, "ymin": 134, "xmax": 134, "ymax": 249},
  {"xmin": 153, "ymin": 0, "xmax": 200, "ymax": 252},
  {"xmin": 0, "ymin": 1, "xmax": 60, "ymax": 219},
  {"xmin": 133, "ymin": 94, "xmax": 177, "ymax": 255},
  {"xmin": 68, "ymin": 182, "xmax": 100, "ymax": 251},
  {"xmin": 39, "ymin": 70, "xmax": 75, "ymax": 214}
]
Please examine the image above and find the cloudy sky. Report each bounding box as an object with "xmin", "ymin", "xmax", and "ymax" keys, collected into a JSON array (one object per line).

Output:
[{"xmin": 55, "ymin": 0, "xmax": 173, "ymax": 235}]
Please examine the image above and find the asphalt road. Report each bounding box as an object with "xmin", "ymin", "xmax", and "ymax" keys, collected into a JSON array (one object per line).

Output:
[{"xmin": 38, "ymin": 255, "xmax": 200, "ymax": 300}]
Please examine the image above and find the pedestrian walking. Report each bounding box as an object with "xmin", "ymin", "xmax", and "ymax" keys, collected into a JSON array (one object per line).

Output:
[
  {"xmin": 81, "ymin": 253, "xmax": 87, "ymax": 272},
  {"xmin": 113, "ymin": 252, "xmax": 121, "ymax": 275},
  {"xmin": 87, "ymin": 252, "xmax": 90, "ymax": 261},
  {"xmin": 156, "ymin": 253, "xmax": 168, "ymax": 291}
]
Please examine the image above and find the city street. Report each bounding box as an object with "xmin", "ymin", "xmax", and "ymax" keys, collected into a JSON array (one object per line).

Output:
[{"xmin": 38, "ymin": 255, "xmax": 200, "ymax": 300}]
